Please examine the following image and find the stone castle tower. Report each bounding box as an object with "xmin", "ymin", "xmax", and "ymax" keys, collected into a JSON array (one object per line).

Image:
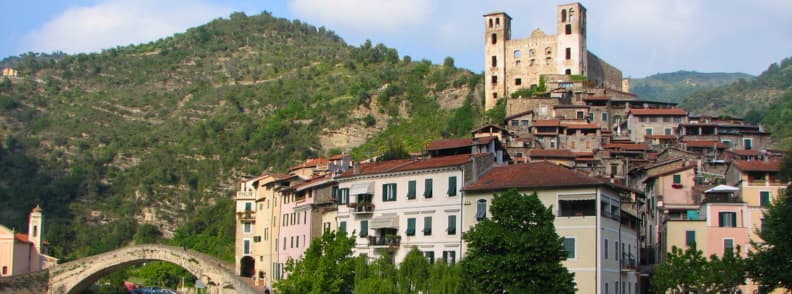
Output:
[{"xmin": 483, "ymin": 3, "xmax": 622, "ymax": 111}]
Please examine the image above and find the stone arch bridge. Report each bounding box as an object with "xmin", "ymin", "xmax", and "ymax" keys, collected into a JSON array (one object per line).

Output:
[{"xmin": 0, "ymin": 244, "xmax": 257, "ymax": 294}]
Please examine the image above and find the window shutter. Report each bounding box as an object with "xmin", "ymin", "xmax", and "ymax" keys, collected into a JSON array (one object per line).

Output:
[
  {"xmin": 408, "ymin": 181, "xmax": 416, "ymax": 199},
  {"xmin": 425, "ymin": 179, "xmax": 433, "ymax": 198},
  {"xmin": 382, "ymin": 184, "xmax": 388, "ymax": 201},
  {"xmin": 731, "ymin": 212, "xmax": 737, "ymax": 227},
  {"xmin": 406, "ymin": 218, "xmax": 416, "ymax": 236},
  {"xmin": 360, "ymin": 221, "xmax": 368, "ymax": 237},
  {"xmin": 448, "ymin": 176, "xmax": 457, "ymax": 196},
  {"xmin": 424, "ymin": 216, "xmax": 432, "ymax": 235}
]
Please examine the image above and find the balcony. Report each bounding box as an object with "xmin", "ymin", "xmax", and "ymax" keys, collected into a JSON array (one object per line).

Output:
[
  {"xmin": 237, "ymin": 210, "xmax": 255, "ymax": 223},
  {"xmin": 368, "ymin": 235, "xmax": 401, "ymax": 251},
  {"xmin": 353, "ymin": 203, "xmax": 375, "ymax": 214},
  {"xmin": 621, "ymin": 254, "xmax": 638, "ymax": 271}
]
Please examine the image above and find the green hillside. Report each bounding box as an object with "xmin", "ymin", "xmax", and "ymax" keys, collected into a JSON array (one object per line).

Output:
[
  {"xmin": 630, "ymin": 70, "xmax": 753, "ymax": 103},
  {"xmin": 0, "ymin": 11, "xmax": 482, "ymax": 259}
]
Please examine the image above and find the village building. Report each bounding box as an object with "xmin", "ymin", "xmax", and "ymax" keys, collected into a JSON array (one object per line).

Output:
[{"xmin": 0, "ymin": 206, "xmax": 58, "ymax": 277}]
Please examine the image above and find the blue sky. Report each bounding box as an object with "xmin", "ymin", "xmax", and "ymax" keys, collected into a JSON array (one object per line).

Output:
[{"xmin": 1, "ymin": 0, "xmax": 791, "ymax": 78}]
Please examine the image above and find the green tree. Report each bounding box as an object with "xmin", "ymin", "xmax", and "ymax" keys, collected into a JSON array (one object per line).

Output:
[
  {"xmin": 354, "ymin": 255, "xmax": 398, "ymax": 294},
  {"xmin": 275, "ymin": 231, "xmax": 357, "ymax": 293},
  {"xmin": 748, "ymin": 185, "xmax": 792, "ymax": 291},
  {"xmin": 397, "ymin": 248, "xmax": 430, "ymax": 293},
  {"xmin": 651, "ymin": 244, "xmax": 746, "ymax": 293},
  {"xmin": 134, "ymin": 224, "xmax": 162, "ymax": 244},
  {"xmin": 461, "ymin": 189, "xmax": 575, "ymax": 293},
  {"xmin": 428, "ymin": 261, "xmax": 463, "ymax": 294},
  {"xmin": 484, "ymin": 98, "xmax": 506, "ymax": 125}
]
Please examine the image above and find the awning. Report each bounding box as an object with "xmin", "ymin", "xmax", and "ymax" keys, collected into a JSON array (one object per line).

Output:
[
  {"xmin": 370, "ymin": 215, "xmax": 399, "ymax": 229},
  {"xmin": 558, "ymin": 194, "xmax": 596, "ymax": 201},
  {"xmin": 350, "ymin": 182, "xmax": 374, "ymax": 195},
  {"xmin": 705, "ymin": 185, "xmax": 739, "ymax": 193}
]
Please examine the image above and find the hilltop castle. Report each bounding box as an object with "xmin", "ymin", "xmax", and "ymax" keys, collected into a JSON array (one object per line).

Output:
[{"xmin": 484, "ymin": 3, "xmax": 625, "ymax": 111}]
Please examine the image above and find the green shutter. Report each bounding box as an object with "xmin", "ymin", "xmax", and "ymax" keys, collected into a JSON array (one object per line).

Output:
[
  {"xmin": 686, "ymin": 231, "xmax": 695, "ymax": 246},
  {"xmin": 407, "ymin": 218, "xmax": 416, "ymax": 236},
  {"xmin": 563, "ymin": 238, "xmax": 575, "ymax": 259},
  {"xmin": 673, "ymin": 174, "xmax": 681, "ymax": 184},
  {"xmin": 339, "ymin": 221, "xmax": 347, "ymax": 233},
  {"xmin": 448, "ymin": 176, "xmax": 457, "ymax": 196},
  {"xmin": 760, "ymin": 192, "xmax": 770, "ymax": 207},
  {"xmin": 382, "ymin": 184, "xmax": 388, "ymax": 201},
  {"xmin": 424, "ymin": 216, "xmax": 432, "ymax": 235},
  {"xmin": 448, "ymin": 215, "xmax": 456, "ymax": 235},
  {"xmin": 718, "ymin": 212, "xmax": 725, "ymax": 227},
  {"xmin": 392, "ymin": 184, "xmax": 397, "ymax": 201},
  {"xmin": 731, "ymin": 212, "xmax": 737, "ymax": 227},
  {"xmin": 424, "ymin": 179, "xmax": 433, "ymax": 198},
  {"xmin": 408, "ymin": 180, "xmax": 416, "ymax": 199},
  {"xmin": 360, "ymin": 221, "xmax": 368, "ymax": 237}
]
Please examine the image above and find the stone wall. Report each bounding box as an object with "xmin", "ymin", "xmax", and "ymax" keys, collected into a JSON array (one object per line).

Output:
[{"xmin": 587, "ymin": 52, "xmax": 623, "ymax": 90}]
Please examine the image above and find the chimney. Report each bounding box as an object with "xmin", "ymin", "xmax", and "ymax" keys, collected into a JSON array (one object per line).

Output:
[{"xmin": 353, "ymin": 161, "xmax": 360, "ymax": 175}]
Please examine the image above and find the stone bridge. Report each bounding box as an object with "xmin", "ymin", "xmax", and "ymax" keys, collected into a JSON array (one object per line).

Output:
[{"xmin": 0, "ymin": 244, "xmax": 258, "ymax": 294}]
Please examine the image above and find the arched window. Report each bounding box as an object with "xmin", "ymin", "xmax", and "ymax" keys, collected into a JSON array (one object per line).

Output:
[
  {"xmin": 496, "ymin": 18, "xmax": 500, "ymax": 27},
  {"xmin": 545, "ymin": 47, "xmax": 552, "ymax": 56},
  {"xmin": 529, "ymin": 49, "xmax": 535, "ymax": 57},
  {"xmin": 491, "ymin": 33, "xmax": 497, "ymax": 44},
  {"xmin": 561, "ymin": 9, "xmax": 567, "ymax": 22},
  {"xmin": 489, "ymin": 18, "xmax": 493, "ymax": 28}
]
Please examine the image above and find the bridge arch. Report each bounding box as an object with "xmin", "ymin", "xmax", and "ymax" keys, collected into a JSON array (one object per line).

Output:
[{"xmin": 46, "ymin": 244, "xmax": 256, "ymax": 294}]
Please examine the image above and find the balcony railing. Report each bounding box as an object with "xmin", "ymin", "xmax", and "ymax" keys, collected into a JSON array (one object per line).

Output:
[
  {"xmin": 368, "ymin": 235, "xmax": 401, "ymax": 250},
  {"xmin": 621, "ymin": 254, "xmax": 637, "ymax": 270},
  {"xmin": 237, "ymin": 210, "xmax": 255, "ymax": 223},
  {"xmin": 354, "ymin": 203, "xmax": 375, "ymax": 214}
]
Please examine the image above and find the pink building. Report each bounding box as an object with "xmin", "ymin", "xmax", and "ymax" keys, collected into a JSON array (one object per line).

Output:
[{"xmin": 0, "ymin": 206, "xmax": 58, "ymax": 277}]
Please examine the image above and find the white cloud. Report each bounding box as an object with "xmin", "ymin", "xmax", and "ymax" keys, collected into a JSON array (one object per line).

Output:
[
  {"xmin": 288, "ymin": 0, "xmax": 434, "ymax": 35},
  {"xmin": 20, "ymin": 0, "xmax": 232, "ymax": 54}
]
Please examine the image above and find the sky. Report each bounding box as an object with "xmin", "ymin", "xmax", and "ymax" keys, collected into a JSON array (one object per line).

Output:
[{"xmin": 1, "ymin": 0, "xmax": 791, "ymax": 78}]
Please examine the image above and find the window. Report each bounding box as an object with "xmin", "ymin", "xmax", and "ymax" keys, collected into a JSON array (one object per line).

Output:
[
  {"xmin": 639, "ymin": 116, "xmax": 647, "ymax": 123},
  {"xmin": 665, "ymin": 128, "xmax": 672, "ymax": 135},
  {"xmin": 565, "ymin": 24, "xmax": 572, "ymax": 35},
  {"xmin": 488, "ymin": 18, "xmax": 493, "ymax": 28},
  {"xmin": 290, "ymin": 236, "xmax": 294, "ymax": 248},
  {"xmin": 491, "ymin": 56, "xmax": 497, "ymax": 67},
  {"xmin": 515, "ymin": 78, "xmax": 522, "ymax": 85},
  {"xmin": 761, "ymin": 191, "xmax": 771, "ymax": 207},
  {"xmin": 406, "ymin": 218, "xmax": 416, "ymax": 236},
  {"xmin": 686, "ymin": 230, "xmax": 696, "ymax": 246},
  {"xmin": 577, "ymin": 111, "xmax": 585, "ymax": 119},
  {"xmin": 491, "ymin": 75, "xmax": 498, "ymax": 84},
  {"xmin": 244, "ymin": 239, "xmax": 251, "ymax": 255},
  {"xmin": 423, "ymin": 216, "xmax": 432, "ymax": 235},
  {"xmin": 424, "ymin": 179, "xmax": 433, "ymax": 198},
  {"xmin": 588, "ymin": 113, "xmax": 594, "ymax": 121},
  {"xmin": 276, "ymin": 238, "xmax": 279, "ymax": 252},
  {"xmin": 424, "ymin": 251, "xmax": 435, "ymax": 264},
  {"xmin": 565, "ymin": 69, "xmax": 572, "ymax": 75},
  {"xmin": 245, "ymin": 202, "xmax": 252, "ymax": 211},
  {"xmin": 605, "ymin": 282, "xmax": 609, "ymax": 294},
  {"xmin": 407, "ymin": 180, "xmax": 417, "ymax": 199},
  {"xmin": 448, "ymin": 215, "xmax": 457, "ymax": 235},
  {"xmin": 724, "ymin": 239, "xmax": 734, "ymax": 253},
  {"xmin": 2, "ymin": 266, "xmax": 6, "ymax": 275},
  {"xmin": 448, "ymin": 176, "xmax": 458, "ymax": 196},
  {"xmin": 744, "ymin": 138, "xmax": 753, "ymax": 150},
  {"xmin": 615, "ymin": 241, "xmax": 619, "ymax": 261},
  {"xmin": 243, "ymin": 223, "xmax": 251, "ymax": 233},
  {"xmin": 559, "ymin": 198, "xmax": 596, "ymax": 216},
  {"xmin": 529, "ymin": 49, "xmax": 535, "ymax": 57},
  {"xmin": 360, "ymin": 220, "xmax": 368, "ymax": 237},
  {"xmin": 563, "ymin": 237, "xmax": 576, "ymax": 259},
  {"xmin": 339, "ymin": 221, "xmax": 347, "ymax": 233},
  {"xmin": 605, "ymin": 239, "xmax": 609, "ymax": 259},
  {"xmin": 323, "ymin": 222, "xmax": 331, "ymax": 232},
  {"xmin": 511, "ymin": 120, "xmax": 519, "ymax": 126},
  {"xmin": 602, "ymin": 112, "xmax": 608, "ymax": 121},
  {"xmin": 514, "ymin": 50, "xmax": 521, "ymax": 58},
  {"xmin": 338, "ymin": 188, "xmax": 350, "ymax": 205},
  {"xmin": 722, "ymin": 139, "xmax": 732, "ymax": 147},
  {"xmin": 283, "ymin": 214, "xmax": 288, "ymax": 226},
  {"xmin": 565, "ymin": 47, "xmax": 571, "ymax": 60},
  {"xmin": 443, "ymin": 251, "xmax": 456, "ymax": 264},
  {"xmin": 561, "ymin": 9, "xmax": 567, "ymax": 22},
  {"xmin": 673, "ymin": 174, "xmax": 681, "ymax": 184},
  {"xmin": 645, "ymin": 128, "xmax": 653, "ymax": 136},
  {"xmin": 545, "ymin": 47, "xmax": 552, "ymax": 56},
  {"xmin": 521, "ymin": 120, "xmax": 530, "ymax": 126},
  {"xmin": 383, "ymin": 183, "xmax": 397, "ymax": 201},
  {"xmin": 476, "ymin": 199, "xmax": 487, "ymax": 221},
  {"xmin": 491, "ymin": 33, "xmax": 497, "ymax": 44},
  {"xmin": 719, "ymin": 212, "xmax": 737, "ymax": 227},
  {"xmin": 33, "ymin": 225, "xmax": 38, "ymax": 237}
]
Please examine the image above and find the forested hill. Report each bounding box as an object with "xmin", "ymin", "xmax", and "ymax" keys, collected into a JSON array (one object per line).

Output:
[
  {"xmin": 677, "ymin": 57, "xmax": 792, "ymax": 143},
  {"xmin": 630, "ymin": 71, "xmax": 753, "ymax": 103},
  {"xmin": 0, "ymin": 11, "xmax": 482, "ymax": 260}
]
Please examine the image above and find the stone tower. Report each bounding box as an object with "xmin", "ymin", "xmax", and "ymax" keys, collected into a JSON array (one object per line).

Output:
[
  {"xmin": 483, "ymin": 12, "xmax": 511, "ymax": 112},
  {"xmin": 28, "ymin": 205, "xmax": 43, "ymax": 250},
  {"xmin": 556, "ymin": 3, "xmax": 587, "ymax": 76}
]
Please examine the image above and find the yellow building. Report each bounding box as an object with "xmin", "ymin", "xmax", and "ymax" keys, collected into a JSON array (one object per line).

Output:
[
  {"xmin": 463, "ymin": 162, "xmax": 640, "ymax": 294},
  {"xmin": 1, "ymin": 67, "xmax": 17, "ymax": 77}
]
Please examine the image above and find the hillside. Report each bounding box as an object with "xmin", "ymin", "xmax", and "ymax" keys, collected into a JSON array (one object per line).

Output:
[
  {"xmin": 629, "ymin": 71, "xmax": 753, "ymax": 103},
  {"xmin": 0, "ymin": 11, "xmax": 482, "ymax": 259},
  {"xmin": 678, "ymin": 57, "xmax": 792, "ymax": 143}
]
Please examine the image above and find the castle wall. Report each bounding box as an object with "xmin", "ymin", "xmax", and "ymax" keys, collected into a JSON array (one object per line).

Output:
[{"xmin": 587, "ymin": 52, "xmax": 623, "ymax": 90}]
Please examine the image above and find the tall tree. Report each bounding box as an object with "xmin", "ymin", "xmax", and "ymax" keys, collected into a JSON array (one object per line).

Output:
[
  {"xmin": 651, "ymin": 244, "xmax": 746, "ymax": 293},
  {"xmin": 354, "ymin": 254, "xmax": 398, "ymax": 294},
  {"xmin": 748, "ymin": 185, "xmax": 792, "ymax": 291},
  {"xmin": 397, "ymin": 248, "xmax": 430, "ymax": 293},
  {"xmin": 461, "ymin": 189, "xmax": 575, "ymax": 293},
  {"xmin": 428, "ymin": 261, "xmax": 463, "ymax": 294},
  {"xmin": 275, "ymin": 231, "xmax": 357, "ymax": 294}
]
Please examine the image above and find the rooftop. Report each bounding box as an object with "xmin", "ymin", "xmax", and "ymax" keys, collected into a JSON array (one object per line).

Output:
[
  {"xmin": 732, "ymin": 160, "xmax": 781, "ymax": 172},
  {"xmin": 464, "ymin": 162, "xmax": 611, "ymax": 192},
  {"xmin": 426, "ymin": 136, "xmax": 496, "ymax": 151},
  {"xmin": 629, "ymin": 108, "xmax": 687, "ymax": 116}
]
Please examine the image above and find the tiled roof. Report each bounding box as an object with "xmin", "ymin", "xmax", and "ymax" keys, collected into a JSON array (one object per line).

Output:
[
  {"xmin": 684, "ymin": 140, "xmax": 727, "ymax": 149},
  {"xmin": 464, "ymin": 162, "xmax": 609, "ymax": 191},
  {"xmin": 329, "ymin": 154, "xmax": 347, "ymax": 160},
  {"xmin": 566, "ymin": 123, "xmax": 599, "ymax": 129},
  {"xmin": 339, "ymin": 154, "xmax": 490, "ymax": 177},
  {"xmin": 602, "ymin": 143, "xmax": 649, "ymax": 151},
  {"xmin": 733, "ymin": 160, "xmax": 781, "ymax": 172},
  {"xmin": 528, "ymin": 149, "xmax": 576, "ymax": 159},
  {"xmin": 629, "ymin": 108, "xmax": 687, "ymax": 116},
  {"xmin": 583, "ymin": 96, "xmax": 610, "ymax": 101},
  {"xmin": 426, "ymin": 137, "xmax": 496, "ymax": 151},
  {"xmin": 554, "ymin": 105, "xmax": 590, "ymax": 109},
  {"xmin": 646, "ymin": 165, "xmax": 695, "ymax": 180},
  {"xmin": 533, "ymin": 120, "xmax": 561, "ymax": 127},
  {"xmin": 293, "ymin": 175, "xmax": 332, "ymax": 190},
  {"xmin": 288, "ymin": 158, "xmax": 329, "ymax": 171},
  {"xmin": 728, "ymin": 149, "xmax": 762, "ymax": 156},
  {"xmin": 645, "ymin": 135, "xmax": 676, "ymax": 139}
]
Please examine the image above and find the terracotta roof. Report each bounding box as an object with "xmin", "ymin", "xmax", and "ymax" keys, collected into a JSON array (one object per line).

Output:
[
  {"xmin": 684, "ymin": 140, "xmax": 727, "ymax": 149},
  {"xmin": 645, "ymin": 135, "xmax": 676, "ymax": 139},
  {"xmin": 14, "ymin": 233, "xmax": 48, "ymax": 246},
  {"xmin": 294, "ymin": 175, "xmax": 332, "ymax": 190},
  {"xmin": 629, "ymin": 108, "xmax": 687, "ymax": 116},
  {"xmin": 574, "ymin": 152, "xmax": 598, "ymax": 161},
  {"xmin": 728, "ymin": 149, "xmax": 762, "ymax": 156},
  {"xmin": 528, "ymin": 149, "xmax": 576, "ymax": 159},
  {"xmin": 329, "ymin": 154, "xmax": 347, "ymax": 160},
  {"xmin": 733, "ymin": 160, "xmax": 781, "ymax": 172},
  {"xmin": 554, "ymin": 105, "xmax": 589, "ymax": 109},
  {"xmin": 565, "ymin": 123, "xmax": 599, "ymax": 129},
  {"xmin": 645, "ymin": 165, "xmax": 695, "ymax": 180},
  {"xmin": 426, "ymin": 136, "xmax": 496, "ymax": 151},
  {"xmin": 339, "ymin": 154, "xmax": 489, "ymax": 177},
  {"xmin": 533, "ymin": 120, "xmax": 561, "ymax": 127},
  {"xmin": 288, "ymin": 158, "xmax": 329, "ymax": 171},
  {"xmin": 464, "ymin": 162, "xmax": 610, "ymax": 191},
  {"xmin": 583, "ymin": 96, "xmax": 610, "ymax": 101},
  {"xmin": 602, "ymin": 143, "xmax": 649, "ymax": 151}
]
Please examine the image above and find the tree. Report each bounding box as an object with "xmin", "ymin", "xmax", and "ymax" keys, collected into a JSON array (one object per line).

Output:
[
  {"xmin": 354, "ymin": 255, "xmax": 398, "ymax": 294},
  {"xmin": 428, "ymin": 261, "xmax": 464, "ymax": 294},
  {"xmin": 275, "ymin": 230, "xmax": 357, "ymax": 294},
  {"xmin": 461, "ymin": 189, "xmax": 575, "ymax": 293},
  {"xmin": 397, "ymin": 248, "xmax": 430, "ymax": 293},
  {"xmin": 651, "ymin": 244, "xmax": 746, "ymax": 293},
  {"xmin": 748, "ymin": 185, "xmax": 792, "ymax": 291}
]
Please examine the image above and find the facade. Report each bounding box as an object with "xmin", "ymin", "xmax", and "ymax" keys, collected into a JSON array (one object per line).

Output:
[
  {"xmin": 463, "ymin": 162, "xmax": 640, "ymax": 294},
  {"xmin": 626, "ymin": 108, "xmax": 687, "ymax": 143},
  {"xmin": 335, "ymin": 153, "xmax": 494, "ymax": 265},
  {"xmin": 484, "ymin": 3, "xmax": 624, "ymax": 110},
  {"xmin": 1, "ymin": 67, "xmax": 17, "ymax": 77},
  {"xmin": 0, "ymin": 206, "xmax": 57, "ymax": 277}
]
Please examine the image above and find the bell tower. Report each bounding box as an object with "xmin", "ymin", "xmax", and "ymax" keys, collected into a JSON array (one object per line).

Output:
[
  {"xmin": 28, "ymin": 205, "xmax": 43, "ymax": 250},
  {"xmin": 556, "ymin": 3, "xmax": 587, "ymax": 77},
  {"xmin": 484, "ymin": 12, "xmax": 511, "ymax": 111}
]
